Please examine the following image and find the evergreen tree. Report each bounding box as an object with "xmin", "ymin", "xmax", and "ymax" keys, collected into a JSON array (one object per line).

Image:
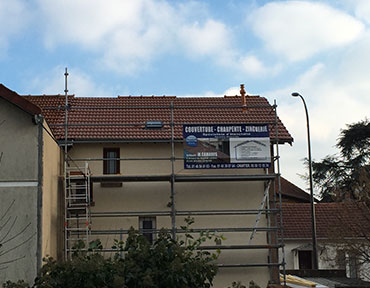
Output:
[{"xmin": 312, "ymin": 119, "xmax": 370, "ymax": 202}]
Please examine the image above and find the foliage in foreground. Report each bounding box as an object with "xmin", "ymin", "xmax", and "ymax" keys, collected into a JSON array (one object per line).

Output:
[{"xmin": 4, "ymin": 218, "xmax": 223, "ymax": 288}]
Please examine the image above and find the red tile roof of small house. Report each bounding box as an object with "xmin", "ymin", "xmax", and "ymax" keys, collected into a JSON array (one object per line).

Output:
[
  {"xmin": 280, "ymin": 202, "xmax": 370, "ymax": 239},
  {"xmin": 277, "ymin": 177, "xmax": 317, "ymax": 203},
  {"xmin": 23, "ymin": 94, "xmax": 293, "ymax": 142},
  {"xmin": 0, "ymin": 84, "xmax": 42, "ymax": 116}
]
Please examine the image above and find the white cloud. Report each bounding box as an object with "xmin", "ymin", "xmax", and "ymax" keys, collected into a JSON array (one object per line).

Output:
[
  {"xmin": 179, "ymin": 20, "xmax": 231, "ymax": 57},
  {"xmin": 0, "ymin": 0, "xmax": 30, "ymax": 57},
  {"xmin": 240, "ymin": 55, "xmax": 267, "ymax": 75},
  {"xmin": 38, "ymin": 0, "xmax": 145, "ymax": 48},
  {"xmin": 264, "ymin": 33, "xmax": 370, "ymax": 191},
  {"xmin": 35, "ymin": 0, "xmax": 236, "ymax": 75},
  {"xmin": 239, "ymin": 55, "xmax": 282, "ymax": 76},
  {"xmin": 196, "ymin": 86, "xmax": 252, "ymax": 98},
  {"xmin": 223, "ymin": 86, "xmax": 242, "ymax": 96},
  {"xmin": 250, "ymin": 1, "xmax": 364, "ymax": 61},
  {"xmin": 353, "ymin": 0, "xmax": 370, "ymax": 24},
  {"xmin": 29, "ymin": 66, "xmax": 110, "ymax": 96}
]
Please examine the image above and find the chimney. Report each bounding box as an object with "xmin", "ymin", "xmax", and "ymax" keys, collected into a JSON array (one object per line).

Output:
[{"xmin": 240, "ymin": 84, "xmax": 247, "ymax": 112}]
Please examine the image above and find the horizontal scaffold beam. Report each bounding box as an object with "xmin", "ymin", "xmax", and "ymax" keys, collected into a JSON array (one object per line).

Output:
[
  {"xmin": 84, "ymin": 227, "xmax": 278, "ymax": 235},
  {"xmin": 90, "ymin": 209, "xmax": 280, "ymax": 217},
  {"xmin": 198, "ymin": 244, "xmax": 283, "ymax": 250},
  {"xmin": 66, "ymin": 245, "xmax": 283, "ymax": 252},
  {"xmin": 217, "ymin": 263, "xmax": 283, "ymax": 268},
  {"xmin": 90, "ymin": 174, "xmax": 277, "ymax": 183}
]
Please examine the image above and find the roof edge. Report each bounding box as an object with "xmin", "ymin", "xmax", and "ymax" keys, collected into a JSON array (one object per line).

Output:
[{"xmin": 0, "ymin": 84, "xmax": 42, "ymax": 115}]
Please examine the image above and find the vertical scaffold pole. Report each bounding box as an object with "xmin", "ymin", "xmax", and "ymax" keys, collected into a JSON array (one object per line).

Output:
[
  {"xmin": 274, "ymin": 100, "xmax": 286, "ymax": 285},
  {"xmin": 64, "ymin": 68, "xmax": 69, "ymax": 259},
  {"xmin": 170, "ymin": 101, "xmax": 176, "ymax": 239}
]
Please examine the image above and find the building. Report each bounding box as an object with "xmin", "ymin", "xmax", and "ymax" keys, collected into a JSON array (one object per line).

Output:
[
  {"xmin": 1, "ymin": 83, "xmax": 293, "ymax": 287},
  {"xmin": 281, "ymin": 202, "xmax": 370, "ymax": 281},
  {"xmin": 0, "ymin": 85, "xmax": 62, "ymax": 284},
  {"xmin": 277, "ymin": 177, "xmax": 314, "ymax": 203}
]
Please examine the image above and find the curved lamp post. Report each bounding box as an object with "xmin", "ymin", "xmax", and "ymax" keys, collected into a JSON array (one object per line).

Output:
[{"xmin": 291, "ymin": 92, "xmax": 318, "ymax": 270}]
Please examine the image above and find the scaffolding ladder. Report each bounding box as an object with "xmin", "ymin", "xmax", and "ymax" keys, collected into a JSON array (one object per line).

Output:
[{"xmin": 64, "ymin": 162, "xmax": 91, "ymax": 259}]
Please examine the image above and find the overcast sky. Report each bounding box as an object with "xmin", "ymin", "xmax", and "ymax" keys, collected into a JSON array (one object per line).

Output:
[{"xmin": 1, "ymin": 0, "xmax": 369, "ymax": 194}]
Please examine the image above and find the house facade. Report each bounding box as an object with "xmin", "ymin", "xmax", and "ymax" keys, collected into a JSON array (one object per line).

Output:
[
  {"xmin": 0, "ymin": 85, "xmax": 62, "ymax": 284},
  {"xmin": 1, "ymin": 83, "xmax": 294, "ymax": 287},
  {"xmin": 281, "ymin": 202, "xmax": 370, "ymax": 281}
]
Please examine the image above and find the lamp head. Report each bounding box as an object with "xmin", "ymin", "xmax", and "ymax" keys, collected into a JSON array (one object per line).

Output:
[{"xmin": 291, "ymin": 92, "xmax": 300, "ymax": 97}]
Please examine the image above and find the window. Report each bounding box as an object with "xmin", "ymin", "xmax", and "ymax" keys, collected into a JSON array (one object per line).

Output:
[
  {"xmin": 103, "ymin": 148, "xmax": 120, "ymax": 174},
  {"xmin": 298, "ymin": 250, "xmax": 312, "ymax": 269},
  {"xmin": 336, "ymin": 250, "xmax": 346, "ymax": 270},
  {"xmin": 139, "ymin": 217, "xmax": 156, "ymax": 244},
  {"xmin": 348, "ymin": 253, "xmax": 358, "ymax": 278}
]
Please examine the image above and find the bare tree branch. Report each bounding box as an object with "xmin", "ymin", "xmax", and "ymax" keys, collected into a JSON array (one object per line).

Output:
[
  {"xmin": 0, "ymin": 216, "xmax": 11, "ymax": 231},
  {"xmin": 0, "ymin": 217, "xmax": 18, "ymax": 243},
  {"xmin": 0, "ymin": 232, "xmax": 36, "ymax": 257},
  {"xmin": 0, "ymin": 199, "xmax": 14, "ymax": 223},
  {"xmin": 0, "ymin": 255, "xmax": 25, "ymax": 266},
  {"xmin": 0, "ymin": 199, "xmax": 34, "ymax": 273},
  {"xmin": 1, "ymin": 221, "xmax": 32, "ymax": 245}
]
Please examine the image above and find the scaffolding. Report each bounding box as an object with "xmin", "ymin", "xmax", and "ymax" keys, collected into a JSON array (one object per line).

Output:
[
  {"xmin": 64, "ymin": 163, "xmax": 91, "ymax": 256},
  {"xmin": 60, "ymin": 72, "xmax": 287, "ymax": 283}
]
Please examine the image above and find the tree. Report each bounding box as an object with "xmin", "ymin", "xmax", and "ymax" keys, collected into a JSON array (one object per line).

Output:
[
  {"xmin": 311, "ymin": 119, "xmax": 370, "ymax": 202},
  {"xmin": 312, "ymin": 119, "xmax": 370, "ymax": 280}
]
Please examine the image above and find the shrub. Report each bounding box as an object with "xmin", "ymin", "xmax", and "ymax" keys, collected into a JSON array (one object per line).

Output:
[{"xmin": 32, "ymin": 218, "xmax": 221, "ymax": 288}]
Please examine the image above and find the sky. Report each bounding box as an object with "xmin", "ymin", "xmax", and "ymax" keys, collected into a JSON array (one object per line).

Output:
[{"xmin": 1, "ymin": 0, "xmax": 369, "ymax": 194}]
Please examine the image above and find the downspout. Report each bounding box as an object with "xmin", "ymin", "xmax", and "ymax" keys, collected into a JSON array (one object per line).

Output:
[{"xmin": 35, "ymin": 114, "xmax": 44, "ymax": 272}]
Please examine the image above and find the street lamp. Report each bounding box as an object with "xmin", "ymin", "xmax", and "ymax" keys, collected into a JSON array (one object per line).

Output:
[{"xmin": 291, "ymin": 92, "xmax": 318, "ymax": 270}]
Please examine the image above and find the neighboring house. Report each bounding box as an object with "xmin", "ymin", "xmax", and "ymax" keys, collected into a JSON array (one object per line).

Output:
[
  {"xmin": 281, "ymin": 202, "xmax": 370, "ymax": 281},
  {"xmin": 0, "ymin": 85, "xmax": 62, "ymax": 284},
  {"xmin": 1, "ymin": 83, "xmax": 294, "ymax": 287},
  {"xmin": 278, "ymin": 177, "xmax": 314, "ymax": 203}
]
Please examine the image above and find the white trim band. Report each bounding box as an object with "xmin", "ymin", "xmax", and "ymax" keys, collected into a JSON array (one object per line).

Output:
[{"xmin": 0, "ymin": 182, "xmax": 38, "ymax": 187}]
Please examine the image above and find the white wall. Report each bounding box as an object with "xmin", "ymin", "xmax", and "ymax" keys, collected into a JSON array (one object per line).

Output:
[{"xmin": 282, "ymin": 240, "xmax": 370, "ymax": 281}]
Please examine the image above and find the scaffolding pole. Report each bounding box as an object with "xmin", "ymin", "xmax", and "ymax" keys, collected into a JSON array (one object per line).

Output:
[
  {"xmin": 56, "ymin": 90, "xmax": 287, "ymax": 282},
  {"xmin": 170, "ymin": 101, "xmax": 176, "ymax": 239},
  {"xmin": 274, "ymin": 100, "xmax": 286, "ymax": 286},
  {"xmin": 63, "ymin": 68, "xmax": 68, "ymax": 260}
]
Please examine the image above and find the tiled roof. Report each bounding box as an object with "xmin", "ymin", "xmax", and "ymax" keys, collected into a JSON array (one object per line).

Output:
[
  {"xmin": 23, "ymin": 94, "xmax": 293, "ymax": 142},
  {"xmin": 0, "ymin": 84, "xmax": 41, "ymax": 115},
  {"xmin": 278, "ymin": 177, "xmax": 311, "ymax": 203},
  {"xmin": 281, "ymin": 202, "xmax": 370, "ymax": 239}
]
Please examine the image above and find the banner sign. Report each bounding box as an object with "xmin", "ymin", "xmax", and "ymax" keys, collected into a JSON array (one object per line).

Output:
[{"xmin": 183, "ymin": 124, "xmax": 271, "ymax": 169}]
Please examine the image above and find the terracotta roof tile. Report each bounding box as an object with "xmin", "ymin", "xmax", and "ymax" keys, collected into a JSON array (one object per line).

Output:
[
  {"xmin": 280, "ymin": 202, "xmax": 370, "ymax": 239},
  {"xmin": 23, "ymin": 94, "xmax": 293, "ymax": 142},
  {"xmin": 277, "ymin": 177, "xmax": 312, "ymax": 203}
]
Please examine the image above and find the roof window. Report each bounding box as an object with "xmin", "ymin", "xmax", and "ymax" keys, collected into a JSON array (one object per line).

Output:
[{"xmin": 145, "ymin": 121, "xmax": 163, "ymax": 129}]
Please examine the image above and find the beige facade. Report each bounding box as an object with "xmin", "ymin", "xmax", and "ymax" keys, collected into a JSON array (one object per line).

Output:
[
  {"xmin": 68, "ymin": 142, "xmax": 273, "ymax": 287},
  {"xmin": 2, "ymin": 86, "xmax": 292, "ymax": 287},
  {"xmin": 41, "ymin": 123, "xmax": 62, "ymax": 259}
]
